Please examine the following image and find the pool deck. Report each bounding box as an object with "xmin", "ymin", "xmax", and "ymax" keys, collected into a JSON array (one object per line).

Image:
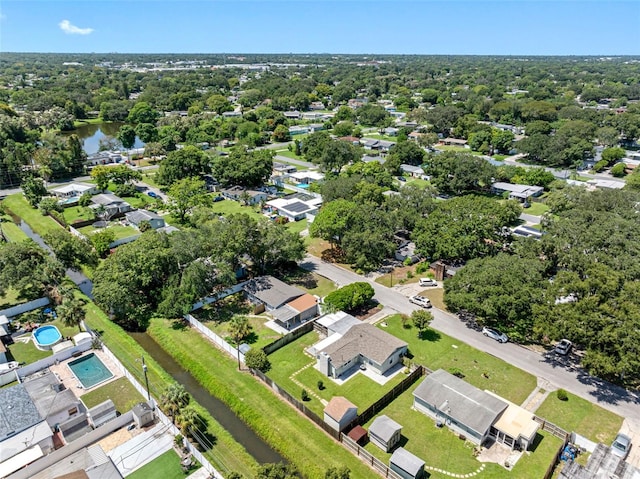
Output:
[{"xmin": 48, "ymin": 349, "xmax": 123, "ymax": 397}]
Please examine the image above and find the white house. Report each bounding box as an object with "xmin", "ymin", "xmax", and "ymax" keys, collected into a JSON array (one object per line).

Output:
[
  {"xmin": 50, "ymin": 183, "xmax": 98, "ymax": 198},
  {"xmin": 266, "ymin": 194, "xmax": 322, "ymax": 222},
  {"xmin": 221, "ymin": 186, "xmax": 268, "ymax": 205},
  {"xmin": 90, "ymin": 194, "xmax": 132, "ymax": 216},
  {"xmin": 491, "ymin": 182, "xmax": 543, "ymax": 202}
]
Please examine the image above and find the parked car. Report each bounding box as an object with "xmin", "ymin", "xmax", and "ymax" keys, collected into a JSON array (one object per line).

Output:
[
  {"xmin": 419, "ymin": 278, "xmax": 437, "ymax": 287},
  {"xmin": 398, "ymin": 176, "xmax": 407, "ymax": 182},
  {"xmin": 409, "ymin": 295, "xmax": 432, "ymax": 308},
  {"xmin": 213, "ymin": 195, "xmax": 224, "ymax": 202},
  {"xmin": 482, "ymin": 327, "xmax": 508, "ymax": 343},
  {"xmin": 147, "ymin": 191, "xmax": 158, "ymax": 198},
  {"xmin": 555, "ymin": 339, "xmax": 573, "ymax": 356},
  {"xmin": 611, "ymin": 433, "xmax": 631, "ymax": 459}
]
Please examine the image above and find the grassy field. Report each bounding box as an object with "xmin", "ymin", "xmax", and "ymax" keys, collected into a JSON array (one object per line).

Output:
[
  {"xmin": 78, "ymin": 224, "xmax": 139, "ymax": 240},
  {"xmin": 0, "ymin": 215, "xmax": 29, "ymax": 242},
  {"xmin": 0, "ymin": 287, "xmax": 27, "ymax": 309},
  {"xmin": 535, "ymin": 390, "xmax": 622, "ymax": 444},
  {"xmin": 275, "ymin": 149, "xmax": 305, "ymax": 161},
  {"xmin": 267, "ymin": 331, "xmax": 407, "ymax": 416},
  {"xmin": 285, "ymin": 218, "xmax": 308, "ymax": 235},
  {"xmin": 361, "ymin": 381, "xmax": 562, "ymax": 479},
  {"xmin": 279, "ymin": 268, "xmax": 337, "ymax": 298},
  {"xmin": 206, "ymin": 315, "xmax": 282, "ymax": 351},
  {"xmin": 524, "ymin": 202, "xmax": 550, "ymax": 217},
  {"xmin": 380, "ymin": 314, "xmax": 537, "ymax": 404},
  {"xmin": 62, "ymin": 206, "xmax": 95, "ymax": 224},
  {"xmin": 208, "ymin": 198, "xmax": 264, "ymax": 220},
  {"xmin": 142, "ymin": 173, "xmax": 162, "ymax": 189},
  {"xmin": 7, "ymin": 340, "xmax": 51, "ymax": 364},
  {"xmin": 128, "ymin": 450, "xmax": 200, "ymax": 479},
  {"xmin": 82, "ymin": 300, "xmax": 258, "ymax": 477},
  {"xmin": 146, "ymin": 317, "xmax": 378, "ymax": 479},
  {"xmin": 81, "ymin": 377, "xmax": 145, "ymax": 413},
  {"xmin": 2, "ymin": 194, "xmax": 64, "ymax": 236}
]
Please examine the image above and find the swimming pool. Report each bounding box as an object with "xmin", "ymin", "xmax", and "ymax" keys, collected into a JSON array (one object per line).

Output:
[
  {"xmin": 33, "ymin": 325, "xmax": 63, "ymax": 350},
  {"xmin": 58, "ymin": 196, "xmax": 80, "ymax": 205},
  {"xmin": 68, "ymin": 353, "xmax": 114, "ymax": 389},
  {"xmin": 296, "ymin": 183, "xmax": 310, "ymax": 189}
]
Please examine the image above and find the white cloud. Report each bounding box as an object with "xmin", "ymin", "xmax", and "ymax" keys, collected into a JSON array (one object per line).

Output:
[{"xmin": 58, "ymin": 19, "xmax": 94, "ymax": 35}]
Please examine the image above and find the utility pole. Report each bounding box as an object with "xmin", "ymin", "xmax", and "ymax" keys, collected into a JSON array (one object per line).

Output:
[{"xmin": 141, "ymin": 355, "xmax": 151, "ymax": 402}]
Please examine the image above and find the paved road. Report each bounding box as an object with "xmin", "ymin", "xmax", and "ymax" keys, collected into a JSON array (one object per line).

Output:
[
  {"xmin": 300, "ymin": 254, "xmax": 640, "ymax": 422},
  {"xmin": 273, "ymin": 154, "xmax": 316, "ymax": 169},
  {"xmin": 519, "ymin": 213, "xmax": 542, "ymax": 224}
]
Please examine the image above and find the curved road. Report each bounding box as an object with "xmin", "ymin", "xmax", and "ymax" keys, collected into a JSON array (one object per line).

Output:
[{"xmin": 300, "ymin": 254, "xmax": 640, "ymax": 422}]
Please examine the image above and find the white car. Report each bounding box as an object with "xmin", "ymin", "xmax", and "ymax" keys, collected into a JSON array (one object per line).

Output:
[
  {"xmin": 410, "ymin": 295, "xmax": 432, "ymax": 308},
  {"xmin": 419, "ymin": 278, "xmax": 437, "ymax": 287},
  {"xmin": 554, "ymin": 339, "xmax": 573, "ymax": 356},
  {"xmin": 482, "ymin": 327, "xmax": 509, "ymax": 343}
]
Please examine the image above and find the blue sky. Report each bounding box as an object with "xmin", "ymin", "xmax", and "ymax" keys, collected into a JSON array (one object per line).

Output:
[{"xmin": 1, "ymin": 1, "xmax": 638, "ymax": 55}]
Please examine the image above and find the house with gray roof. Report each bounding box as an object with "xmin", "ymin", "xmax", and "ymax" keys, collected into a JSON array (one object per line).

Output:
[
  {"xmin": 89, "ymin": 193, "xmax": 131, "ymax": 216},
  {"xmin": 390, "ymin": 447, "xmax": 426, "ymax": 479},
  {"xmin": 22, "ymin": 372, "xmax": 86, "ymax": 430},
  {"xmin": 125, "ymin": 209, "xmax": 165, "ymax": 230},
  {"xmin": 491, "ymin": 182, "xmax": 543, "ymax": 202},
  {"xmin": 0, "ymin": 384, "xmax": 54, "ymax": 474},
  {"xmin": 369, "ymin": 415, "xmax": 402, "ymax": 452},
  {"xmin": 413, "ymin": 369, "xmax": 508, "ymax": 446},
  {"xmin": 243, "ymin": 275, "xmax": 305, "ymax": 310},
  {"xmin": 316, "ymin": 323, "xmax": 407, "ymax": 379}
]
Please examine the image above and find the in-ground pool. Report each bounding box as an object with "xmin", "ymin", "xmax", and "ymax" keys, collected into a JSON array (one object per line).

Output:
[
  {"xmin": 57, "ymin": 196, "xmax": 80, "ymax": 205},
  {"xmin": 68, "ymin": 353, "xmax": 114, "ymax": 389},
  {"xmin": 33, "ymin": 325, "xmax": 63, "ymax": 350},
  {"xmin": 296, "ymin": 183, "xmax": 310, "ymax": 189}
]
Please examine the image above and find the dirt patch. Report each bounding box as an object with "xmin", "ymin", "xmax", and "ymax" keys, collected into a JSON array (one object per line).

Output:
[{"xmin": 351, "ymin": 301, "xmax": 382, "ymax": 321}]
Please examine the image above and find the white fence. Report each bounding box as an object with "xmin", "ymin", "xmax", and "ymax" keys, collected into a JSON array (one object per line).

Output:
[
  {"xmin": 17, "ymin": 341, "xmax": 93, "ymax": 380},
  {"xmin": 190, "ymin": 282, "xmax": 247, "ymax": 311},
  {"xmin": 184, "ymin": 314, "xmax": 244, "ymax": 365},
  {"xmin": 108, "ymin": 234, "xmax": 141, "ymax": 248},
  {"xmin": 101, "ymin": 344, "xmax": 224, "ymax": 479},
  {"xmin": 68, "ymin": 226, "xmax": 85, "ymax": 239},
  {"xmin": 0, "ymin": 297, "xmax": 50, "ymax": 318}
]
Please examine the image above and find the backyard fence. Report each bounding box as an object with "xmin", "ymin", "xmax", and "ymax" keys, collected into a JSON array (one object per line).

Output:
[
  {"xmin": 108, "ymin": 234, "xmax": 141, "ymax": 248},
  {"xmin": 262, "ymin": 321, "xmax": 315, "ymax": 355},
  {"xmin": 250, "ymin": 367, "xmax": 341, "ymax": 441},
  {"xmin": 190, "ymin": 282, "xmax": 247, "ymax": 311},
  {"xmin": 16, "ymin": 341, "xmax": 93, "ymax": 380},
  {"xmin": 184, "ymin": 313, "xmax": 245, "ymax": 364},
  {"xmin": 0, "ymin": 296, "xmax": 50, "ymax": 318},
  {"xmin": 68, "ymin": 225, "xmax": 86, "ymax": 238},
  {"xmin": 543, "ymin": 436, "xmax": 569, "ymax": 479},
  {"xmin": 533, "ymin": 416, "xmax": 570, "ymax": 441},
  {"xmin": 341, "ymin": 434, "xmax": 403, "ymax": 479}
]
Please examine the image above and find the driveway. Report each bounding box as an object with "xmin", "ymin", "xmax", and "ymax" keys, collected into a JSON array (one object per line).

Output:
[{"xmin": 300, "ymin": 254, "xmax": 640, "ymax": 422}]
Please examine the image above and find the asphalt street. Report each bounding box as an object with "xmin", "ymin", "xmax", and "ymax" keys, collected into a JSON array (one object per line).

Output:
[{"xmin": 300, "ymin": 254, "xmax": 640, "ymax": 422}]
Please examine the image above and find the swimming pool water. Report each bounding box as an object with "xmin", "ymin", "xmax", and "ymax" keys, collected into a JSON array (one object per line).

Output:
[
  {"xmin": 33, "ymin": 325, "xmax": 62, "ymax": 347},
  {"xmin": 68, "ymin": 353, "xmax": 114, "ymax": 389}
]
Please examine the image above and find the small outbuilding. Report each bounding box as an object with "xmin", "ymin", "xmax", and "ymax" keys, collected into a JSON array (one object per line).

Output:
[
  {"xmin": 323, "ymin": 397, "xmax": 358, "ymax": 432},
  {"xmin": 132, "ymin": 402, "xmax": 154, "ymax": 428},
  {"xmin": 390, "ymin": 447, "xmax": 426, "ymax": 479},
  {"xmin": 347, "ymin": 425, "xmax": 369, "ymax": 445},
  {"xmin": 369, "ymin": 415, "xmax": 402, "ymax": 452},
  {"xmin": 88, "ymin": 399, "xmax": 117, "ymax": 428}
]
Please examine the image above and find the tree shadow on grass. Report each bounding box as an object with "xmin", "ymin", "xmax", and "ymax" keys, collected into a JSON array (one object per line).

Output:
[
  {"xmin": 171, "ymin": 319, "xmax": 189, "ymax": 331},
  {"xmin": 419, "ymin": 328, "xmax": 441, "ymax": 342},
  {"xmin": 188, "ymin": 413, "xmax": 217, "ymax": 451},
  {"xmin": 244, "ymin": 331, "xmax": 259, "ymax": 345}
]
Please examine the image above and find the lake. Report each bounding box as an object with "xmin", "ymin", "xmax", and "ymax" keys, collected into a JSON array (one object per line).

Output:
[{"xmin": 69, "ymin": 122, "xmax": 145, "ymax": 155}]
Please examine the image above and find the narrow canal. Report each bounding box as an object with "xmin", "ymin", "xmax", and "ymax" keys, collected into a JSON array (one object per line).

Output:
[{"xmin": 129, "ymin": 331, "xmax": 285, "ymax": 465}]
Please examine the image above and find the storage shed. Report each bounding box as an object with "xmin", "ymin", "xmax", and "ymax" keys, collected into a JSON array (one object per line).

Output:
[
  {"xmin": 390, "ymin": 447, "xmax": 426, "ymax": 479},
  {"xmin": 369, "ymin": 415, "xmax": 402, "ymax": 452},
  {"xmin": 132, "ymin": 402, "xmax": 154, "ymax": 427}
]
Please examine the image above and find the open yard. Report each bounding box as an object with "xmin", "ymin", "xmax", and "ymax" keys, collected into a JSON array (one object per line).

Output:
[
  {"xmin": 535, "ymin": 390, "xmax": 622, "ymax": 444},
  {"xmin": 208, "ymin": 198, "xmax": 264, "ymax": 221},
  {"xmin": 524, "ymin": 202, "xmax": 550, "ymax": 217},
  {"xmin": 7, "ymin": 316, "xmax": 82, "ymax": 365},
  {"xmin": 285, "ymin": 218, "xmax": 308, "ymax": 235},
  {"xmin": 78, "ymin": 223, "xmax": 139, "ymax": 240},
  {"xmin": 81, "ymin": 377, "xmax": 145, "ymax": 414},
  {"xmin": 2, "ymin": 194, "xmax": 63, "ymax": 236},
  {"xmin": 127, "ymin": 449, "xmax": 200, "ymax": 479},
  {"xmin": 379, "ymin": 314, "xmax": 536, "ymax": 404},
  {"xmin": 0, "ymin": 287, "xmax": 27, "ymax": 310},
  {"xmin": 279, "ymin": 268, "xmax": 337, "ymax": 298},
  {"xmin": 362, "ymin": 381, "xmax": 563, "ymax": 479},
  {"xmin": 146, "ymin": 317, "xmax": 377, "ymax": 479},
  {"xmin": 62, "ymin": 205, "xmax": 95, "ymax": 224},
  {"xmin": 0, "ymin": 215, "xmax": 29, "ymax": 243},
  {"xmin": 206, "ymin": 315, "xmax": 282, "ymax": 351},
  {"xmin": 267, "ymin": 330, "xmax": 407, "ymax": 416}
]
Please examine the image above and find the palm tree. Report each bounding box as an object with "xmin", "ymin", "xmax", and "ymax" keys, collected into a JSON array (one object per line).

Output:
[
  {"xmin": 57, "ymin": 296, "xmax": 86, "ymax": 331},
  {"xmin": 160, "ymin": 383, "xmax": 190, "ymax": 423},
  {"xmin": 176, "ymin": 404, "xmax": 199, "ymax": 438},
  {"xmin": 228, "ymin": 315, "xmax": 251, "ymax": 370}
]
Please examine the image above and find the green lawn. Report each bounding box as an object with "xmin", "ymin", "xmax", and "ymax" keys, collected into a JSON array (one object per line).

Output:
[
  {"xmin": 206, "ymin": 316, "xmax": 282, "ymax": 351},
  {"xmin": 7, "ymin": 340, "xmax": 51, "ymax": 365},
  {"xmin": 142, "ymin": 173, "xmax": 162, "ymax": 189},
  {"xmin": 121, "ymin": 194, "xmax": 153, "ymax": 209},
  {"xmin": 146, "ymin": 317, "xmax": 377, "ymax": 479},
  {"xmin": 81, "ymin": 377, "xmax": 145, "ymax": 413},
  {"xmin": 365, "ymin": 133, "xmax": 399, "ymax": 142},
  {"xmin": 208, "ymin": 198, "xmax": 264, "ymax": 220},
  {"xmin": 82, "ymin": 300, "xmax": 258, "ymax": 477},
  {"xmin": 267, "ymin": 331, "xmax": 407, "ymax": 416},
  {"xmin": 404, "ymin": 178, "xmax": 431, "ymax": 189},
  {"xmin": 2, "ymin": 194, "xmax": 63, "ymax": 236},
  {"xmin": 535, "ymin": 390, "xmax": 622, "ymax": 444},
  {"xmin": 523, "ymin": 202, "xmax": 549, "ymax": 217},
  {"xmin": 0, "ymin": 215, "xmax": 29, "ymax": 243},
  {"xmin": 279, "ymin": 268, "xmax": 337, "ymax": 298},
  {"xmin": 361, "ymin": 381, "xmax": 562, "ymax": 479},
  {"xmin": 0, "ymin": 287, "xmax": 27, "ymax": 309},
  {"xmin": 128, "ymin": 450, "xmax": 200, "ymax": 479},
  {"xmin": 285, "ymin": 218, "xmax": 308, "ymax": 235},
  {"xmin": 380, "ymin": 315, "xmax": 537, "ymax": 404},
  {"xmin": 78, "ymin": 224, "xmax": 139, "ymax": 240},
  {"xmin": 62, "ymin": 206, "xmax": 95, "ymax": 224},
  {"xmin": 275, "ymin": 149, "xmax": 306, "ymax": 161}
]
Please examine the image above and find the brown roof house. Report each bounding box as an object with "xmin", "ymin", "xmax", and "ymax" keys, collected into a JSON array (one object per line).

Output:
[
  {"xmin": 323, "ymin": 397, "xmax": 358, "ymax": 432},
  {"xmin": 316, "ymin": 323, "xmax": 407, "ymax": 379}
]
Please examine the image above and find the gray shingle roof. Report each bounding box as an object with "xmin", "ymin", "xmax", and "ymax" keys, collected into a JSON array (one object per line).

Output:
[
  {"xmin": 369, "ymin": 415, "xmax": 402, "ymax": 442},
  {"xmin": 321, "ymin": 323, "xmax": 407, "ymax": 369},
  {"xmin": 0, "ymin": 384, "xmax": 42, "ymax": 439},
  {"xmin": 90, "ymin": 193, "xmax": 125, "ymax": 206},
  {"xmin": 413, "ymin": 369, "xmax": 508, "ymax": 436},
  {"xmin": 390, "ymin": 447, "xmax": 425, "ymax": 476},
  {"xmin": 126, "ymin": 209, "xmax": 163, "ymax": 224},
  {"xmin": 243, "ymin": 276, "xmax": 304, "ymax": 309},
  {"xmin": 22, "ymin": 372, "xmax": 80, "ymax": 425}
]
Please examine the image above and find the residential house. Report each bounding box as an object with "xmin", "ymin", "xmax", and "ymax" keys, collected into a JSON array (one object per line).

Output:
[
  {"xmin": 0, "ymin": 341, "xmax": 6, "ymax": 364},
  {"xmin": 125, "ymin": 209, "xmax": 166, "ymax": 230},
  {"xmin": 408, "ymin": 131, "xmax": 423, "ymax": 142},
  {"xmin": 221, "ymin": 186, "xmax": 268, "ymax": 205},
  {"xmin": 266, "ymin": 195, "xmax": 322, "ymax": 222},
  {"xmin": 369, "ymin": 415, "xmax": 402, "ymax": 452},
  {"xmin": 302, "ymin": 111, "xmax": 332, "ymax": 121},
  {"xmin": 339, "ymin": 136, "xmax": 361, "ymax": 146},
  {"xmin": 362, "ymin": 155, "xmax": 385, "ymax": 164},
  {"xmin": 397, "ymin": 121, "xmax": 418, "ymax": 129},
  {"xmin": 491, "ymin": 182, "xmax": 543, "ymax": 202},
  {"xmin": 50, "ymin": 183, "xmax": 98, "ymax": 198},
  {"xmin": 222, "ymin": 110, "xmax": 242, "ymax": 118},
  {"xmin": 323, "ymin": 396, "xmax": 358, "ymax": 432},
  {"xmin": 348, "ymin": 98, "xmax": 368, "ymax": 109},
  {"xmin": 0, "ymin": 385, "xmax": 54, "ymax": 476},
  {"xmin": 586, "ymin": 179, "xmax": 625, "ymax": 190},
  {"xmin": 283, "ymin": 111, "xmax": 301, "ymax": 120},
  {"xmin": 361, "ymin": 138, "xmax": 396, "ymax": 154},
  {"xmin": 308, "ymin": 123, "xmax": 325, "ymax": 133},
  {"xmin": 383, "ymin": 127, "xmax": 399, "ymax": 137},
  {"xmin": 395, "ymin": 241, "xmax": 420, "ymax": 265},
  {"xmin": 412, "ymin": 369, "xmax": 539, "ymax": 449},
  {"xmin": 400, "ymin": 164, "xmax": 424, "ymax": 178},
  {"xmin": 289, "ymin": 125, "xmax": 309, "ymax": 136},
  {"xmin": 272, "ymin": 162, "xmax": 297, "ymax": 176},
  {"xmin": 390, "ymin": 448, "xmax": 426, "ymax": 479},
  {"xmin": 89, "ymin": 194, "xmax": 132, "ymax": 217},
  {"xmin": 269, "ymin": 293, "xmax": 318, "ymax": 330},
  {"xmin": 289, "ymin": 171, "xmax": 325, "ymax": 184},
  {"xmin": 560, "ymin": 443, "xmax": 640, "ymax": 479},
  {"xmin": 316, "ymin": 323, "xmax": 407, "ymax": 379},
  {"xmin": 430, "ymin": 261, "xmax": 463, "ymax": 281},
  {"xmin": 243, "ymin": 276, "xmax": 305, "ymax": 311},
  {"xmin": 86, "ymin": 151, "xmax": 123, "ymax": 166},
  {"xmin": 439, "ymin": 138, "xmax": 468, "ymax": 147},
  {"xmin": 309, "ymin": 101, "xmax": 326, "ymax": 110}
]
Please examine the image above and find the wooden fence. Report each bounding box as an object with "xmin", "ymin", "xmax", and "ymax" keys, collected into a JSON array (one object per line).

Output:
[
  {"xmin": 262, "ymin": 321, "xmax": 315, "ymax": 355},
  {"xmin": 533, "ymin": 416, "xmax": 570, "ymax": 441},
  {"xmin": 341, "ymin": 434, "xmax": 403, "ymax": 479},
  {"xmin": 543, "ymin": 436, "xmax": 569, "ymax": 479}
]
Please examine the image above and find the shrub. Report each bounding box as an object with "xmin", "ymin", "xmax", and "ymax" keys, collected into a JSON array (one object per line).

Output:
[
  {"xmin": 174, "ymin": 433, "xmax": 184, "ymax": 448},
  {"xmin": 611, "ymin": 162, "xmax": 627, "ymax": 177},
  {"xmin": 244, "ymin": 349, "xmax": 270, "ymax": 372},
  {"xmin": 557, "ymin": 389, "xmax": 568, "ymax": 401},
  {"xmin": 113, "ymin": 183, "xmax": 138, "ymax": 197},
  {"xmin": 406, "ymin": 270, "xmax": 414, "ymax": 279},
  {"xmin": 323, "ymin": 282, "xmax": 374, "ymax": 312},
  {"xmin": 301, "ymin": 389, "xmax": 310, "ymax": 401},
  {"xmin": 317, "ymin": 380, "xmax": 324, "ymax": 390},
  {"xmin": 38, "ymin": 197, "xmax": 62, "ymax": 216},
  {"xmin": 78, "ymin": 193, "xmax": 92, "ymax": 207},
  {"xmin": 592, "ymin": 160, "xmax": 607, "ymax": 173},
  {"xmin": 415, "ymin": 262, "xmax": 430, "ymax": 274}
]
